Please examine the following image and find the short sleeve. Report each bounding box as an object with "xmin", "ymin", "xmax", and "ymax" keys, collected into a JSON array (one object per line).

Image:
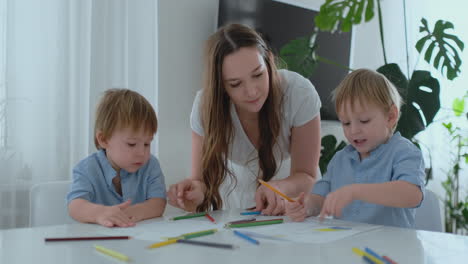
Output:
[
  {"xmin": 146, "ymin": 157, "xmax": 167, "ymax": 199},
  {"xmin": 311, "ymin": 155, "xmax": 336, "ymax": 197},
  {"xmin": 190, "ymin": 91, "xmax": 204, "ymax": 136},
  {"xmin": 285, "ymin": 71, "xmax": 322, "ymax": 127},
  {"xmin": 66, "ymin": 165, "xmax": 94, "ymax": 204}
]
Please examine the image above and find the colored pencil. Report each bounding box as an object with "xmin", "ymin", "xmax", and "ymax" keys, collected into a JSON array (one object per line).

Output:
[
  {"xmin": 94, "ymin": 244, "xmax": 129, "ymax": 261},
  {"xmin": 165, "ymin": 229, "xmax": 218, "ymax": 241},
  {"xmin": 45, "ymin": 236, "xmax": 131, "ymax": 242},
  {"xmin": 352, "ymin": 248, "xmax": 384, "ymax": 264},
  {"xmin": 226, "ymin": 218, "xmax": 284, "ymax": 228},
  {"xmin": 205, "ymin": 213, "xmax": 216, "ymax": 223},
  {"xmin": 176, "ymin": 239, "xmax": 236, "ymax": 250},
  {"xmin": 382, "ymin": 256, "xmax": 398, "ymax": 264},
  {"xmin": 240, "ymin": 211, "xmax": 261, "ymax": 215},
  {"xmin": 148, "ymin": 239, "xmax": 179, "ymax": 249},
  {"xmin": 227, "ymin": 218, "xmax": 256, "ymax": 225},
  {"xmin": 365, "ymin": 247, "xmax": 387, "ymax": 262},
  {"xmin": 233, "ymin": 230, "xmax": 259, "ymax": 245},
  {"xmin": 170, "ymin": 212, "xmax": 206, "ymax": 221},
  {"xmin": 258, "ymin": 179, "xmax": 295, "ymax": 202}
]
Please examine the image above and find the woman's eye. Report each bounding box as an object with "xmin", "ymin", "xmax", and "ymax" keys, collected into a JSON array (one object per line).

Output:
[
  {"xmin": 230, "ymin": 82, "xmax": 241, "ymax": 88},
  {"xmin": 361, "ymin": 120, "xmax": 369, "ymax": 124},
  {"xmin": 253, "ymin": 72, "xmax": 263, "ymax": 78},
  {"xmin": 128, "ymin": 143, "xmax": 136, "ymax": 147},
  {"xmin": 342, "ymin": 122, "xmax": 350, "ymax": 126}
]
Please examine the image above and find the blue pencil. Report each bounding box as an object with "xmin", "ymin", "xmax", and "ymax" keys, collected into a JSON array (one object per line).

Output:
[
  {"xmin": 233, "ymin": 230, "xmax": 260, "ymax": 245},
  {"xmin": 364, "ymin": 247, "xmax": 387, "ymax": 263},
  {"xmin": 240, "ymin": 210, "xmax": 261, "ymax": 215}
]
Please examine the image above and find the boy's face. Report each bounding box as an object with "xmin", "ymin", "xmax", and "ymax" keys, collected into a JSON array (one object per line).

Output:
[
  {"xmin": 338, "ymin": 100, "xmax": 396, "ymax": 160},
  {"xmin": 98, "ymin": 126, "xmax": 153, "ymax": 173}
]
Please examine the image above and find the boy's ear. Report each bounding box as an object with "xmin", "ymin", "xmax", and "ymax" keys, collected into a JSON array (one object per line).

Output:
[
  {"xmin": 96, "ymin": 131, "xmax": 108, "ymax": 149},
  {"xmin": 387, "ymin": 104, "xmax": 399, "ymax": 128}
]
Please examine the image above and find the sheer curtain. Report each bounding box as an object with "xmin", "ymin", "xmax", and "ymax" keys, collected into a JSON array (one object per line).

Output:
[{"xmin": 0, "ymin": 0, "xmax": 158, "ymax": 229}]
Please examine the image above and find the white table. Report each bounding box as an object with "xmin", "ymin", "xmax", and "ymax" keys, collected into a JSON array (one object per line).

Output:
[{"xmin": 1, "ymin": 209, "xmax": 467, "ymax": 263}]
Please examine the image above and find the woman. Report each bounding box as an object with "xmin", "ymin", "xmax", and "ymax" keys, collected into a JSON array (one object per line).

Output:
[{"xmin": 167, "ymin": 23, "xmax": 321, "ymax": 215}]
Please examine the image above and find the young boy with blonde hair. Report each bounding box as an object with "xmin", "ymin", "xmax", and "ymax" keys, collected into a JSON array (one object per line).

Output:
[
  {"xmin": 285, "ymin": 69, "xmax": 425, "ymax": 228},
  {"xmin": 67, "ymin": 89, "xmax": 166, "ymax": 227}
]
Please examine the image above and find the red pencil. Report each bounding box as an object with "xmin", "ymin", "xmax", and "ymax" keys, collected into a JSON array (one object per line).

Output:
[
  {"xmin": 45, "ymin": 236, "xmax": 131, "ymax": 242},
  {"xmin": 205, "ymin": 213, "xmax": 216, "ymax": 223},
  {"xmin": 382, "ymin": 256, "xmax": 398, "ymax": 264}
]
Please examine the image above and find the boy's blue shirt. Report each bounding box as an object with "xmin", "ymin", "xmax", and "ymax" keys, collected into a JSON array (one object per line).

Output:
[
  {"xmin": 312, "ymin": 132, "xmax": 425, "ymax": 228},
  {"xmin": 67, "ymin": 149, "xmax": 166, "ymax": 206}
]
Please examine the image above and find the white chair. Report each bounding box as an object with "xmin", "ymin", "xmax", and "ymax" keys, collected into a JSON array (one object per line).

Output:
[
  {"xmin": 29, "ymin": 181, "xmax": 75, "ymax": 227},
  {"xmin": 414, "ymin": 189, "xmax": 443, "ymax": 232}
]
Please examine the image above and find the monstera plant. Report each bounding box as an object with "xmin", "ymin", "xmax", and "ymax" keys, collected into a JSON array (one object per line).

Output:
[{"xmin": 280, "ymin": 0, "xmax": 464, "ymax": 176}]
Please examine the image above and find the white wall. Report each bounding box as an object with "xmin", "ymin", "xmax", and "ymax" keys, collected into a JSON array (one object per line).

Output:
[
  {"xmin": 350, "ymin": 0, "xmax": 407, "ymax": 73},
  {"xmin": 157, "ymin": 0, "xmax": 219, "ymax": 186}
]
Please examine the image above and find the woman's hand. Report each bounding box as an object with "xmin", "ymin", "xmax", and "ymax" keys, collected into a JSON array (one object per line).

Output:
[
  {"xmin": 167, "ymin": 179, "xmax": 205, "ymax": 212},
  {"xmin": 254, "ymin": 180, "xmax": 286, "ymax": 215}
]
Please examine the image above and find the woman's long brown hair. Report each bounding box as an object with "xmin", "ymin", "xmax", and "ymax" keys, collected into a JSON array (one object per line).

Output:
[{"xmin": 197, "ymin": 24, "xmax": 283, "ymax": 211}]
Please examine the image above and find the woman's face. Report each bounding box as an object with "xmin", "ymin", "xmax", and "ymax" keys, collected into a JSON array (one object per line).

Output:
[{"xmin": 222, "ymin": 46, "xmax": 270, "ymax": 117}]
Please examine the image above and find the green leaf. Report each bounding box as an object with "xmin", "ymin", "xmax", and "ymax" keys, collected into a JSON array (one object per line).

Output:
[
  {"xmin": 279, "ymin": 34, "xmax": 319, "ymax": 78},
  {"xmin": 452, "ymin": 97, "xmax": 465, "ymax": 116},
  {"xmin": 415, "ymin": 19, "xmax": 464, "ymax": 80},
  {"xmin": 377, "ymin": 64, "xmax": 440, "ymax": 140},
  {"xmin": 319, "ymin": 135, "xmax": 346, "ymax": 175},
  {"xmin": 315, "ymin": 0, "xmax": 375, "ymax": 33}
]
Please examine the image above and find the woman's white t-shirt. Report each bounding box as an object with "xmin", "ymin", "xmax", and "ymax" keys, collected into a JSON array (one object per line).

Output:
[{"xmin": 190, "ymin": 69, "xmax": 321, "ymax": 209}]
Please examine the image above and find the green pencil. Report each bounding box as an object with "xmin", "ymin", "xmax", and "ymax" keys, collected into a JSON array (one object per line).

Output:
[
  {"xmin": 170, "ymin": 212, "xmax": 207, "ymax": 221},
  {"xmin": 165, "ymin": 229, "xmax": 218, "ymax": 240},
  {"xmin": 226, "ymin": 218, "xmax": 284, "ymax": 228}
]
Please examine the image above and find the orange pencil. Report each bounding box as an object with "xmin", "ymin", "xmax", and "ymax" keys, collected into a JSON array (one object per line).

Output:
[
  {"xmin": 205, "ymin": 213, "xmax": 216, "ymax": 223},
  {"xmin": 258, "ymin": 179, "xmax": 295, "ymax": 202}
]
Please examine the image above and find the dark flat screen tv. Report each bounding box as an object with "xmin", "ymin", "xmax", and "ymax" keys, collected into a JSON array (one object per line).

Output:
[{"xmin": 218, "ymin": 0, "xmax": 352, "ymax": 121}]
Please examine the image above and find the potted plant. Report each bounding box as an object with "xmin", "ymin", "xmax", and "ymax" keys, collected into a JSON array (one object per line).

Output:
[
  {"xmin": 279, "ymin": 0, "xmax": 464, "ymax": 183},
  {"xmin": 441, "ymin": 92, "xmax": 468, "ymax": 234}
]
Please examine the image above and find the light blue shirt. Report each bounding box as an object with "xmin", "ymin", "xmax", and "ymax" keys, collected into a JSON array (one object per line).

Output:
[
  {"xmin": 313, "ymin": 132, "xmax": 425, "ymax": 228},
  {"xmin": 67, "ymin": 150, "xmax": 166, "ymax": 206}
]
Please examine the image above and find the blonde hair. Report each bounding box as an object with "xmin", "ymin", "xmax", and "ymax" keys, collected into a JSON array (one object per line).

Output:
[
  {"xmin": 198, "ymin": 23, "xmax": 283, "ymax": 211},
  {"xmin": 332, "ymin": 69, "xmax": 402, "ymax": 130},
  {"xmin": 94, "ymin": 89, "xmax": 157, "ymax": 150}
]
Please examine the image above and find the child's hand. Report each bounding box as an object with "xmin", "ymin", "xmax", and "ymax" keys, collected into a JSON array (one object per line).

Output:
[
  {"xmin": 167, "ymin": 179, "xmax": 205, "ymax": 212},
  {"xmin": 285, "ymin": 192, "xmax": 307, "ymax": 222},
  {"xmin": 96, "ymin": 200, "xmax": 135, "ymax": 227},
  {"xmin": 319, "ymin": 185, "xmax": 355, "ymax": 220}
]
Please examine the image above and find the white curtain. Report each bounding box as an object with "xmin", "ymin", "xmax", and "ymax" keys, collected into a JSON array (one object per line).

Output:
[{"xmin": 0, "ymin": 0, "xmax": 158, "ymax": 229}]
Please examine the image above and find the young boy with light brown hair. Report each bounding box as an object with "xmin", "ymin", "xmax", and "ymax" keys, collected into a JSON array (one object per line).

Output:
[
  {"xmin": 67, "ymin": 89, "xmax": 166, "ymax": 227},
  {"xmin": 285, "ymin": 69, "xmax": 425, "ymax": 228}
]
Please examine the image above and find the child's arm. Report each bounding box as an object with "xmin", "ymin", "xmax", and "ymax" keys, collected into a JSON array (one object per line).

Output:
[
  {"xmin": 285, "ymin": 192, "xmax": 325, "ymax": 222},
  {"xmin": 122, "ymin": 197, "xmax": 166, "ymax": 222},
  {"xmin": 320, "ymin": 181, "xmax": 422, "ymax": 219},
  {"xmin": 68, "ymin": 198, "xmax": 135, "ymax": 227}
]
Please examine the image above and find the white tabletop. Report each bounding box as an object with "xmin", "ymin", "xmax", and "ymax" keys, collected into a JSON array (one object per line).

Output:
[{"xmin": 1, "ymin": 209, "xmax": 467, "ymax": 263}]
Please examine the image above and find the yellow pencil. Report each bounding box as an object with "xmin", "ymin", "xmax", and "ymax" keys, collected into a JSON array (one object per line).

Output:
[
  {"xmin": 148, "ymin": 239, "xmax": 178, "ymax": 249},
  {"xmin": 352, "ymin": 247, "xmax": 384, "ymax": 264},
  {"xmin": 258, "ymin": 179, "xmax": 295, "ymax": 202},
  {"xmin": 94, "ymin": 244, "xmax": 129, "ymax": 261}
]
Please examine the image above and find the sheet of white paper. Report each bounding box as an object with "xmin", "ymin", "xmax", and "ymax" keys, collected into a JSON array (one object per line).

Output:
[{"xmin": 230, "ymin": 217, "xmax": 382, "ymax": 244}]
